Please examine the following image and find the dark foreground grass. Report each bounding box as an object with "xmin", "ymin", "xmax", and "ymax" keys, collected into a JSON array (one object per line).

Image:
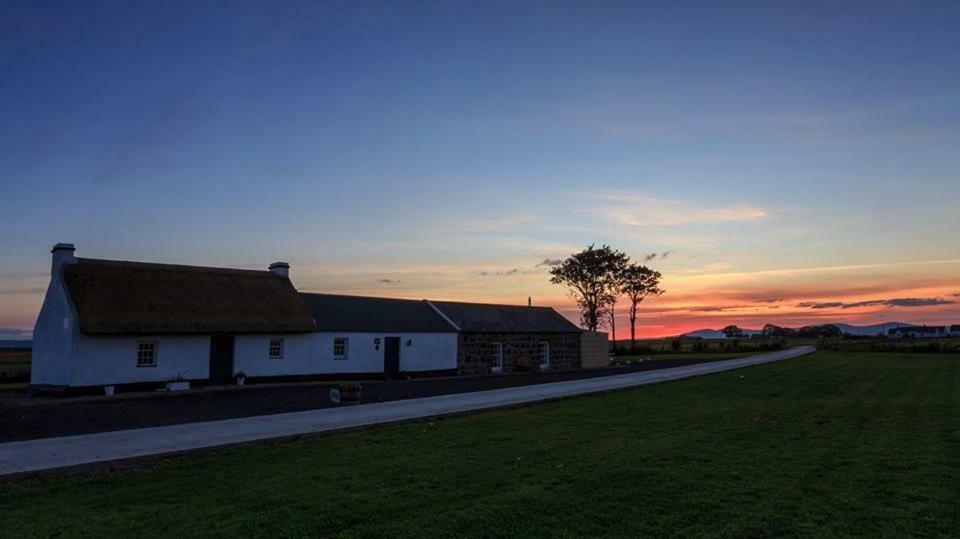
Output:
[{"xmin": 2, "ymin": 352, "xmax": 959, "ymax": 537}]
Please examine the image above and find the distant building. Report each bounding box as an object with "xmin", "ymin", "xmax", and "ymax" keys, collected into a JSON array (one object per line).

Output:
[{"xmin": 887, "ymin": 325, "xmax": 951, "ymax": 339}]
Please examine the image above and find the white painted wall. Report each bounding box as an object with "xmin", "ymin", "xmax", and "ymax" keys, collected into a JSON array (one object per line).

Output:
[
  {"xmin": 56, "ymin": 331, "xmax": 457, "ymax": 387},
  {"xmin": 31, "ymin": 251, "xmax": 76, "ymax": 386},
  {"xmin": 234, "ymin": 332, "xmax": 457, "ymax": 377},
  {"xmin": 70, "ymin": 334, "xmax": 211, "ymax": 386}
]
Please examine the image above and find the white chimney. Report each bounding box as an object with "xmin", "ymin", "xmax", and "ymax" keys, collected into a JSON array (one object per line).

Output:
[
  {"xmin": 269, "ymin": 261, "xmax": 290, "ymax": 278},
  {"xmin": 51, "ymin": 243, "xmax": 76, "ymax": 273}
]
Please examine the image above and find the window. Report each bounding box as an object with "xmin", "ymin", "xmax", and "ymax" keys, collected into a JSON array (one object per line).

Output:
[
  {"xmin": 333, "ymin": 337, "xmax": 348, "ymax": 359},
  {"xmin": 269, "ymin": 337, "xmax": 284, "ymax": 359},
  {"xmin": 539, "ymin": 342, "xmax": 550, "ymax": 369},
  {"xmin": 491, "ymin": 342, "xmax": 503, "ymax": 373},
  {"xmin": 137, "ymin": 341, "xmax": 158, "ymax": 367}
]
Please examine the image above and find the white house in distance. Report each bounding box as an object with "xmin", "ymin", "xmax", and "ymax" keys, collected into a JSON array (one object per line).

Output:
[{"xmin": 32, "ymin": 243, "xmax": 594, "ymax": 393}]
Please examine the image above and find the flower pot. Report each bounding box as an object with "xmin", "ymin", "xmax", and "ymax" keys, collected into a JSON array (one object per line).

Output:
[
  {"xmin": 336, "ymin": 384, "xmax": 362, "ymax": 404},
  {"xmin": 103, "ymin": 385, "xmax": 115, "ymax": 396},
  {"xmin": 166, "ymin": 381, "xmax": 190, "ymax": 391},
  {"xmin": 236, "ymin": 377, "xmax": 245, "ymax": 386},
  {"xmin": 340, "ymin": 390, "xmax": 361, "ymax": 403}
]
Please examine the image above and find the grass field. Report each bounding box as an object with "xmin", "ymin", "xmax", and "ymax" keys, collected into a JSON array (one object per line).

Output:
[
  {"xmin": 2, "ymin": 351, "xmax": 959, "ymax": 537},
  {"xmin": 0, "ymin": 350, "xmax": 30, "ymax": 389},
  {"xmin": 613, "ymin": 351, "xmax": 756, "ymax": 363}
]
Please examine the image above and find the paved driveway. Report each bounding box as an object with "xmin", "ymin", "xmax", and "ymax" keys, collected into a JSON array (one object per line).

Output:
[{"xmin": 0, "ymin": 346, "xmax": 814, "ymax": 477}]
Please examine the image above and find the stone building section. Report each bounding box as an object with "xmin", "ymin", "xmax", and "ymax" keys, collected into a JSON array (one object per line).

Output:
[
  {"xmin": 457, "ymin": 332, "xmax": 581, "ymax": 375},
  {"xmin": 580, "ymin": 331, "xmax": 610, "ymax": 368},
  {"xmin": 427, "ymin": 300, "xmax": 584, "ymax": 376}
]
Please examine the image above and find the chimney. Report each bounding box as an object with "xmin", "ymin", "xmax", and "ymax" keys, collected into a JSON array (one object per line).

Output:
[
  {"xmin": 528, "ymin": 296, "xmax": 532, "ymax": 307},
  {"xmin": 51, "ymin": 243, "xmax": 76, "ymax": 273},
  {"xmin": 269, "ymin": 261, "xmax": 290, "ymax": 278}
]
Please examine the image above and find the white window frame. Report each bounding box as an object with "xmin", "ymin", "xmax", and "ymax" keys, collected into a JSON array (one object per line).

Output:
[
  {"xmin": 333, "ymin": 337, "xmax": 348, "ymax": 360},
  {"xmin": 269, "ymin": 337, "xmax": 284, "ymax": 359},
  {"xmin": 539, "ymin": 341, "xmax": 550, "ymax": 369},
  {"xmin": 491, "ymin": 342, "xmax": 503, "ymax": 373},
  {"xmin": 137, "ymin": 341, "xmax": 158, "ymax": 368}
]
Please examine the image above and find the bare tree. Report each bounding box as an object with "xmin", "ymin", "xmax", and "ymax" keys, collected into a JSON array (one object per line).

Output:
[
  {"xmin": 620, "ymin": 263, "xmax": 664, "ymax": 351},
  {"xmin": 550, "ymin": 245, "xmax": 628, "ymax": 332},
  {"xmin": 599, "ymin": 290, "xmax": 619, "ymax": 346}
]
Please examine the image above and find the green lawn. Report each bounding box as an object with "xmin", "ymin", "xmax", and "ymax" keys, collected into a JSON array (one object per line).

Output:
[
  {"xmin": 0, "ymin": 350, "xmax": 30, "ymax": 389},
  {"xmin": 3, "ymin": 352, "xmax": 959, "ymax": 537},
  {"xmin": 614, "ymin": 351, "xmax": 756, "ymax": 363}
]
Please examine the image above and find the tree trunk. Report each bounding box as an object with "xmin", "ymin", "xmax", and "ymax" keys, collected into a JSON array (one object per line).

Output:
[
  {"xmin": 609, "ymin": 305, "xmax": 616, "ymax": 350},
  {"xmin": 629, "ymin": 301, "xmax": 638, "ymax": 352}
]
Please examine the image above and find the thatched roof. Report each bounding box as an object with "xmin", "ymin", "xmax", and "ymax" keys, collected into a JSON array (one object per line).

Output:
[
  {"xmin": 62, "ymin": 258, "xmax": 316, "ymax": 334},
  {"xmin": 300, "ymin": 293, "xmax": 457, "ymax": 332},
  {"xmin": 429, "ymin": 301, "xmax": 580, "ymax": 333}
]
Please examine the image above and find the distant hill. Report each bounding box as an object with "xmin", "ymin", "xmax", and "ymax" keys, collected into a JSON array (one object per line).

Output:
[
  {"xmin": 682, "ymin": 329, "xmax": 727, "ymax": 339},
  {"xmin": 0, "ymin": 340, "xmax": 32, "ymax": 349},
  {"xmin": 682, "ymin": 329, "xmax": 762, "ymax": 339},
  {"xmin": 681, "ymin": 322, "xmax": 918, "ymax": 339}
]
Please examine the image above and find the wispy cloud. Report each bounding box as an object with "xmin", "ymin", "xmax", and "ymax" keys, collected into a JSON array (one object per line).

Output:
[
  {"xmin": 477, "ymin": 257, "xmax": 568, "ymax": 277},
  {"xmin": 673, "ymin": 258, "xmax": 960, "ymax": 281},
  {"xmin": 379, "ymin": 278, "xmax": 400, "ymax": 284},
  {"xmin": 476, "ymin": 267, "xmax": 533, "ymax": 277},
  {"xmin": 588, "ymin": 192, "xmax": 768, "ymax": 227},
  {"xmin": 643, "ymin": 251, "xmax": 672, "ymax": 261},
  {"xmin": 0, "ymin": 286, "xmax": 45, "ymax": 295},
  {"xmin": 797, "ymin": 297, "xmax": 956, "ymax": 310},
  {"xmin": 796, "ymin": 301, "xmax": 845, "ymax": 309},
  {"xmin": 676, "ymin": 262, "xmax": 733, "ymax": 275},
  {"xmin": 457, "ymin": 213, "xmax": 539, "ymax": 233}
]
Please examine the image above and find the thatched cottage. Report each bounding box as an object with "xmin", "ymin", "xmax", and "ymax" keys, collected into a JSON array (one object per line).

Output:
[{"xmin": 32, "ymin": 243, "xmax": 595, "ymax": 393}]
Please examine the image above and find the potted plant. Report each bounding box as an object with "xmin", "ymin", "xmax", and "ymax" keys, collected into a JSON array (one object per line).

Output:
[
  {"xmin": 234, "ymin": 371, "xmax": 247, "ymax": 386},
  {"xmin": 103, "ymin": 385, "xmax": 115, "ymax": 396},
  {"xmin": 166, "ymin": 372, "xmax": 190, "ymax": 391},
  {"xmin": 336, "ymin": 382, "xmax": 362, "ymax": 404}
]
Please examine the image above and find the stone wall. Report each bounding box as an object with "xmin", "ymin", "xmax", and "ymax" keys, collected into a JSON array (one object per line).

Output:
[
  {"xmin": 457, "ymin": 332, "xmax": 581, "ymax": 375},
  {"xmin": 580, "ymin": 331, "xmax": 610, "ymax": 368}
]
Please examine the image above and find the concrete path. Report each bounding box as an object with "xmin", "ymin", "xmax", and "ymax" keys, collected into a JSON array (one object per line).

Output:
[{"xmin": 0, "ymin": 346, "xmax": 814, "ymax": 477}]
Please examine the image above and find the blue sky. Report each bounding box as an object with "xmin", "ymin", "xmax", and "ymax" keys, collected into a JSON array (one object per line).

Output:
[{"xmin": 2, "ymin": 1, "xmax": 959, "ymax": 338}]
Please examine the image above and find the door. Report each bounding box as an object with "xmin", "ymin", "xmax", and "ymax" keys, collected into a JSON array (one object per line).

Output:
[
  {"xmin": 209, "ymin": 335, "xmax": 235, "ymax": 385},
  {"xmin": 384, "ymin": 337, "xmax": 401, "ymax": 377}
]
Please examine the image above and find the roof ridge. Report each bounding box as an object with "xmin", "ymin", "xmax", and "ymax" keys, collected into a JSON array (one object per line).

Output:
[
  {"xmin": 76, "ymin": 257, "xmax": 273, "ymax": 275},
  {"xmin": 430, "ymin": 299, "xmax": 555, "ymax": 309},
  {"xmin": 298, "ymin": 291, "xmax": 427, "ymax": 303}
]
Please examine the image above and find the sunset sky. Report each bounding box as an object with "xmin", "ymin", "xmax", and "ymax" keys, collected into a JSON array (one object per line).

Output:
[{"xmin": 2, "ymin": 1, "xmax": 959, "ymax": 340}]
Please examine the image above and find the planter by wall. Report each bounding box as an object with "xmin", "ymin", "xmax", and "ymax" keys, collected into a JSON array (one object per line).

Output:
[
  {"xmin": 166, "ymin": 381, "xmax": 190, "ymax": 391},
  {"xmin": 335, "ymin": 383, "xmax": 362, "ymax": 404}
]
